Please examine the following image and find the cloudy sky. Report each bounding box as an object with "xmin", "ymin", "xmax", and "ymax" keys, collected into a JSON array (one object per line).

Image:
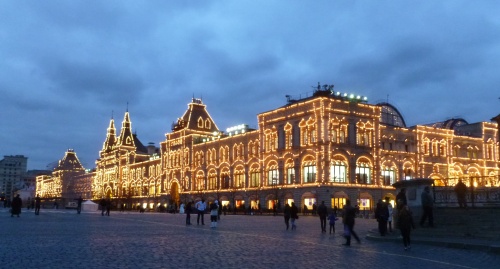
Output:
[{"xmin": 1, "ymin": 1, "xmax": 499, "ymax": 170}]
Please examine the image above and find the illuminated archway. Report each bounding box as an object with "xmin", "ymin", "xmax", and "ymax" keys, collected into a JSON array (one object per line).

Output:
[{"xmin": 170, "ymin": 182, "xmax": 180, "ymax": 205}]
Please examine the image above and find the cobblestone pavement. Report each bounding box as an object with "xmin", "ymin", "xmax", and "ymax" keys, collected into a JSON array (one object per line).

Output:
[{"xmin": 1, "ymin": 208, "xmax": 498, "ymax": 269}]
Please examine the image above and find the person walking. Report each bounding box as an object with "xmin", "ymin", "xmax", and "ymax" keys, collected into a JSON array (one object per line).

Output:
[
  {"xmin": 196, "ymin": 199, "xmax": 206, "ymax": 225},
  {"xmin": 386, "ymin": 197, "xmax": 394, "ymax": 233},
  {"xmin": 454, "ymin": 180, "xmax": 467, "ymax": 208},
  {"xmin": 375, "ymin": 199, "xmax": 389, "ymax": 236},
  {"xmin": 420, "ymin": 186, "xmax": 434, "ymax": 227},
  {"xmin": 342, "ymin": 199, "xmax": 360, "ymax": 246},
  {"xmin": 76, "ymin": 196, "xmax": 83, "ymax": 214},
  {"xmin": 398, "ymin": 205, "xmax": 416, "ymax": 250},
  {"xmin": 210, "ymin": 200, "xmax": 219, "ymax": 228},
  {"xmin": 290, "ymin": 202, "xmax": 298, "ymax": 230},
  {"xmin": 185, "ymin": 201, "xmax": 192, "ymax": 225},
  {"xmin": 283, "ymin": 203, "xmax": 291, "ymax": 230},
  {"xmin": 35, "ymin": 195, "xmax": 41, "ymax": 215},
  {"xmin": 11, "ymin": 194, "xmax": 22, "ymax": 217},
  {"xmin": 328, "ymin": 209, "xmax": 338, "ymax": 235},
  {"xmin": 317, "ymin": 201, "xmax": 328, "ymax": 233}
]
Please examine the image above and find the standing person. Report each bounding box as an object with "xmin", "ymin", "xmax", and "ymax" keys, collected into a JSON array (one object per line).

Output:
[
  {"xmin": 454, "ymin": 180, "xmax": 467, "ymax": 208},
  {"xmin": 303, "ymin": 204, "xmax": 308, "ymax": 216},
  {"xmin": 342, "ymin": 199, "xmax": 360, "ymax": 246},
  {"xmin": 35, "ymin": 195, "xmax": 41, "ymax": 215},
  {"xmin": 420, "ymin": 186, "xmax": 434, "ymax": 227},
  {"xmin": 398, "ymin": 205, "xmax": 416, "ymax": 250},
  {"xmin": 396, "ymin": 188, "xmax": 407, "ymax": 211},
  {"xmin": 328, "ymin": 209, "xmax": 338, "ymax": 235},
  {"xmin": 196, "ymin": 199, "xmax": 206, "ymax": 225},
  {"xmin": 11, "ymin": 194, "xmax": 22, "ymax": 217},
  {"xmin": 76, "ymin": 196, "xmax": 83, "ymax": 214},
  {"xmin": 375, "ymin": 199, "xmax": 389, "ymax": 236},
  {"xmin": 105, "ymin": 198, "xmax": 111, "ymax": 216},
  {"xmin": 100, "ymin": 198, "xmax": 106, "ymax": 216},
  {"xmin": 317, "ymin": 201, "xmax": 328, "ymax": 233},
  {"xmin": 386, "ymin": 197, "xmax": 394, "ymax": 233},
  {"xmin": 312, "ymin": 202, "xmax": 318, "ymax": 216},
  {"xmin": 283, "ymin": 203, "xmax": 291, "ymax": 230},
  {"xmin": 290, "ymin": 202, "xmax": 299, "ymax": 230},
  {"xmin": 210, "ymin": 200, "xmax": 219, "ymax": 228},
  {"xmin": 185, "ymin": 201, "xmax": 192, "ymax": 225}
]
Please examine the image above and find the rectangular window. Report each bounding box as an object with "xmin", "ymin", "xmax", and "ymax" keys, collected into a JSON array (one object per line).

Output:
[
  {"xmin": 286, "ymin": 168, "xmax": 295, "ymax": 184},
  {"xmin": 234, "ymin": 173, "xmax": 245, "ymax": 188},
  {"xmin": 329, "ymin": 164, "xmax": 346, "ymax": 183},
  {"xmin": 250, "ymin": 172, "xmax": 260, "ymax": 187},
  {"xmin": 208, "ymin": 175, "xmax": 217, "ymax": 190},
  {"xmin": 268, "ymin": 169, "xmax": 279, "ymax": 185},
  {"xmin": 381, "ymin": 169, "xmax": 396, "ymax": 185},
  {"xmin": 355, "ymin": 167, "xmax": 371, "ymax": 184},
  {"xmin": 303, "ymin": 165, "xmax": 316, "ymax": 183}
]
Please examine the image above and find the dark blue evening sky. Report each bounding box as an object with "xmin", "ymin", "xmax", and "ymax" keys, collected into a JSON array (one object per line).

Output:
[{"xmin": 1, "ymin": 1, "xmax": 499, "ymax": 170}]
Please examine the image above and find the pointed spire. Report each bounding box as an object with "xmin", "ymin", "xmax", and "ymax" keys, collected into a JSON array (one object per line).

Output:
[
  {"xmin": 118, "ymin": 110, "xmax": 135, "ymax": 147},
  {"xmin": 102, "ymin": 116, "xmax": 116, "ymax": 152}
]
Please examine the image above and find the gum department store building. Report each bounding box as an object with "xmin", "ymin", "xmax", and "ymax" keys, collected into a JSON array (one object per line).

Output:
[{"xmin": 36, "ymin": 86, "xmax": 500, "ymax": 212}]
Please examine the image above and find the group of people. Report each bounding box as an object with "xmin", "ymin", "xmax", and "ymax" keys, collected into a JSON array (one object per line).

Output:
[
  {"xmin": 181, "ymin": 199, "xmax": 221, "ymax": 228},
  {"xmin": 8, "ymin": 194, "xmax": 83, "ymax": 217}
]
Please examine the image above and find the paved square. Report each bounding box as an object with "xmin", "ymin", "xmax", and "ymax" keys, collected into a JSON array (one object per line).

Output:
[{"xmin": 1, "ymin": 209, "xmax": 498, "ymax": 269}]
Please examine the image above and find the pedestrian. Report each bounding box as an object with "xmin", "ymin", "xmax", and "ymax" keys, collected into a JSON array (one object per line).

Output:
[
  {"xmin": 290, "ymin": 202, "xmax": 298, "ymax": 230},
  {"xmin": 396, "ymin": 188, "xmax": 407, "ymax": 211},
  {"xmin": 196, "ymin": 199, "xmax": 206, "ymax": 225},
  {"xmin": 283, "ymin": 203, "xmax": 291, "ymax": 230},
  {"xmin": 375, "ymin": 199, "xmax": 389, "ymax": 236},
  {"xmin": 100, "ymin": 198, "xmax": 106, "ymax": 216},
  {"xmin": 105, "ymin": 198, "xmax": 111, "ymax": 216},
  {"xmin": 210, "ymin": 200, "xmax": 219, "ymax": 228},
  {"xmin": 328, "ymin": 209, "xmax": 338, "ymax": 235},
  {"xmin": 11, "ymin": 194, "xmax": 22, "ymax": 217},
  {"xmin": 76, "ymin": 196, "xmax": 83, "ymax": 214},
  {"xmin": 454, "ymin": 180, "xmax": 467, "ymax": 208},
  {"xmin": 35, "ymin": 195, "xmax": 41, "ymax": 215},
  {"xmin": 342, "ymin": 199, "xmax": 360, "ymax": 246},
  {"xmin": 312, "ymin": 202, "xmax": 318, "ymax": 216},
  {"xmin": 398, "ymin": 205, "xmax": 416, "ymax": 250},
  {"xmin": 303, "ymin": 204, "xmax": 308, "ymax": 215},
  {"xmin": 185, "ymin": 201, "xmax": 192, "ymax": 225},
  {"xmin": 420, "ymin": 186, "xmax": 434, "ymax": 227},
  {"xmin": 317, "ymin": 201, "xmax": 328, "ymax": 233},
  {"xmin": 179, "ymin": 203, "xmax": 185, "ymax": 214},
  {"xmin": 386, "ymin": 197, "xmax": 393, "ymax": 233}
]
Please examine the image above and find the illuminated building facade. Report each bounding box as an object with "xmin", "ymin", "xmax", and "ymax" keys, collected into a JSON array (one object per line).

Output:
[{"xmin": 36, "ymin": 86, "xmax": 500, "ymax": 211}]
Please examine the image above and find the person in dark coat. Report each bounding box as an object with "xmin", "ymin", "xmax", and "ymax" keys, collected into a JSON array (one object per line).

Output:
[
  {"xmin": 342, "ymin": 199, "xmax": 360, "ymax": 246},
  {"xmin": 35, "ymin": 195, "xmax": 41, "ymax": 215},
  {"xmin": 375, "ymin": 199, "xmax": 389, "ymax": 236},
  {"xmin": 290, "ymin": 202, "xmax": 298, "ymax": 230},
  {"xmin": 100, "ymin": 198, "xmax": 107, "ymax": 216},
  {"xmin": 420, "ymin": 186, "xmax": 434, "ymax": 227},
  {"xmin": 11, "ymin": 194, "xmax": 22, "ymax": 217},
  {"xmin": 317, "ymin": 201, "xmax": 328, "ymax": 233},
  {"xmin": 76, "ymin": 196, "xmax": 83, "ymax": 214},
  {"xmin": 105, "ymin": 198, "xmax": 111, "ymax": 216},
  {"xmin": 185, "ymin": 201, "xmax": 192, "ymax": 225},
  {"xmin": 454, "ymin": 180, "xmax": 467, "ymax": 208},
  {"xmin": 398, "ymin": 205, "xmax": 416, "ymax": 250},
  {"xmin": 396, "ymin": 188, "xmax": 407, "ymax": 211},
  {"xmin": 283, "ymin": 203, "xmax": 291, "ymax": 230}
]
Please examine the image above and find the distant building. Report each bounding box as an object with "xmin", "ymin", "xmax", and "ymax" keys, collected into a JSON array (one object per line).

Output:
[
  {"xmin": 35, "ymin": 85, "xmax": 500, "ymax": 211},
  {"xmin": 0, "ymin": 155, "xmax": 27, "ymax": 202}
]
